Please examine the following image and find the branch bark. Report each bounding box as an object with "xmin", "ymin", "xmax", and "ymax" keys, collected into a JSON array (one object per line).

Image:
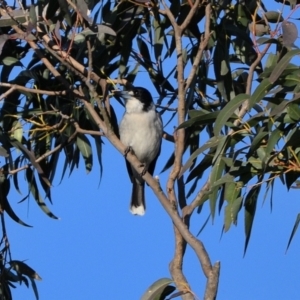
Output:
[{"xmin": 159, "ymin": 2, "xmax": 219, "ymax": 299}]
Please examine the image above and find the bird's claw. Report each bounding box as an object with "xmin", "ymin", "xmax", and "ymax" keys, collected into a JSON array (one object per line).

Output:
[
  {"xmin": 124, "ymin": 146, "xmax": 133, "ymax": 157},
  {"xmin": 140, "ymin": 164, "xmax": 146, "ymax": 176},
  {"xmin": 124, "ymin": 147, "xmax": 146, "ymax": 176}
]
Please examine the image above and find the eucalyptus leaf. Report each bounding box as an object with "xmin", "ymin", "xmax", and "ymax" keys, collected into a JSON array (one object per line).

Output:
[{"xmin": 141, "ymin": 278, "xmax": 174, "ymax": 300}]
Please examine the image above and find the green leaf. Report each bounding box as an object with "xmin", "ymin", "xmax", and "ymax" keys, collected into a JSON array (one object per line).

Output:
[
  {"xmin": 3, "ymin": 196, "xmax": 32, "ymax": 227},
  {"xmin": 264, "ymin": 11, "xmax": 283, "ymax": 23},
  {"xmin": 97, "ymin": 24, "xmax": 116, "ymax": 36},
  {"xmin": 0, "ymin": 146, "xmax": 8, "ymax": 157},
  {"xmin": 10, "ymin": 260, "xmax": 42, "ymax": 281},
  {"xmin": 264, "ymin": 128, "xmax": 282, "ymax": 161},
  {"xmin": 93, "ymin": 136, "xmax": 103, "ymax": 184},
  {"xmin": 214, "ymin": 93, "xmax": 249, "ymax": 136},
  {"xmin": 224, "ymin": 196, "xmax": 242, "ymax": 232},
  {"xmin": 256, "ymin": 37, "xmax": 280, "ymax": 46},
  {"xmin": 285, "ymin": 171, "xmax": 299, "ymax": 190},
  {"xmin": 209, "ymin": 155, "xmax": 226, "ymax": 220},
  {"xmin": 76, "ymin": 134, "xmax": 92, "ymax": 173},
  {"xmin": 249, "ymin": 78, "xmax": 273, "ymax": 109},
  {"xmin": 153, "ymin": 16, "xmax": 164, "ymax": 62},
  {"xmin": 197, "ymin": 213, "xmax": 211, "ymax": 236},
  {"xmin": 283, "ymin": 72, "xmax": 300, "ymax": 87},
  {"xmin": 282, "ymin": 21, "xmax": 298, "ymax": 48},
  {"xmin": 211, "ymin": 173, "xmax": 235, "ymax": 188},
  {"xmin": 29, "ymin": 278, "xmax": 39, "ymax": 300},
  {"xmin": 29, "ymin": 5, "xmax": 37, "ymax": 25},
  {"xmin": 286, "ymin": 213, "xmax": 300, "ymax": 252},
  {"xmin": 11, "ymin": 121, "xmax": 23, "ymax": 143},
  {"xmin": 26, "ymin": 168, "xmax": 58, "ymax": 219},
  {"xmin": 180, "ymin": 136, "xmax": 220, "ymax": 177},
  {"xmin": 69, "ymin": 146, "xmax": 80, "ymax": 176},
  {"xmin": 2, "ymin": 56, "xmax": 23, "ymax": 67},
  {"xmin": 213, "ymin": 135, "xmax": 228, "ymax": 164},
  {"xmin": 249, "ymin": 23, "xmax": 269, "ymax": 37},
  {"xmin": 248, "ymin": 129, "xmax": 268, "ymax": 158},
  {"xmin": 248, "ymin": 156, "xmax": 262, "ymax": 170},
  {"xmin": 9, "ymin": 139, "xmax": 51, "ymax": 188},
  {"xmin": 141, "ymin": 278, "xmax": 175, "ymax": 300},
  {"xmin": 269, "ymin": 49, "xmax": 300, "ymax": 83},
  {"xmin": 244, "ymin": 181, "xmax": 261, "ymax": 255},
  {"xmin": 186, "ymin": 152, "xmax": 213, "ymax": 185},
  {"xmin": 178, "ymin": 110, "xmax": 221, "ymax": 129},
  {"xmin": 263, "ymin": 174, "xmax": 275, "ymax": 210},
  {"xmin": 0, "ymin": 278, "xmax": 12, "ymax": 299},
  {"xmin": 13, "ymin": 156, "xmax": 22, "ymax": 194},
  {"xmin": 287, "ymin": 103, "xmax": 300, "ymax": 121},
  {"xmin": 73, "ymin": 34, "xmax": 85, "ymax": 43},
  {"xmin": 137, "ymin": 37, "xmax": 152, "ymax": 69}
]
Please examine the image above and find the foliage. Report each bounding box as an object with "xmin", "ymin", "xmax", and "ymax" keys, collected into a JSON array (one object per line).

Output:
[{"xmin": 0, "ymin": 0, "xmax": 299, "ymax": 298}]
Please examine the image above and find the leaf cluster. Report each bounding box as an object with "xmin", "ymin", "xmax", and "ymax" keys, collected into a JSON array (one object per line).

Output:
[{"xmin": 0, "ymin": 0, "xmax": 298, "ymax": 298}]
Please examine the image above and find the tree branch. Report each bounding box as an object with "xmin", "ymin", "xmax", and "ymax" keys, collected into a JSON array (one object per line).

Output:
[
  {"xmin": 180, "ymin": 0, "xmax": 200, "ymax": 32},
  {"xmin": 204, "ymin": 262, "xmax": 220, "ymax": 300},
  {"xmin": 0, "ymin": 83, "xmax": 69, "ymax": 100},
  {"xmin": 159, "ymin": 2, "xmax": 219, "ymax": 299},
  {"xmin": 185, "ymin": 4, "xmax": 212, "ymax": 93}
]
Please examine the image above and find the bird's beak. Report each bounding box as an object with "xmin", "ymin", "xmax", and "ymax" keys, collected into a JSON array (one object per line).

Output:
[
  {"xmin": 113, "ymin": 90, "xmax": 134, "ymax": 100},
  {"xmin": 113, "ymin": 90, "xmax": 129, "ymax": 98},
  {"xmin": 112, "ymin": 90, "xmax": 127, "ymax": 107}
]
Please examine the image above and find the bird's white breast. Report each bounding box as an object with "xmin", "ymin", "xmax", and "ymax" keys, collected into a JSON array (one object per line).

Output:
[{"xmin": 119, "ymin": 109, "xmax": 162, "ymax": 165}]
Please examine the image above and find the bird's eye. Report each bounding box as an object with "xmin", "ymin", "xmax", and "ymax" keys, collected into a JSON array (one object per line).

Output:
[{"xmin": 134, "ymin": 91, "xmax": 139, "ymax": 96}]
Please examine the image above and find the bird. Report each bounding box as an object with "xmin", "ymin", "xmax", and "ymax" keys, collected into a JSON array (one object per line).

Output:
[{"xmin": 115, "ymin": 87, "xmax": 163, "ymax": 216}]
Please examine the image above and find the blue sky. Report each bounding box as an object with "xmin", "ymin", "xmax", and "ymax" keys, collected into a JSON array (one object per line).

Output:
[{"xmin": 4, "ymin": 0, "xmax": 300, "ymax": 299}]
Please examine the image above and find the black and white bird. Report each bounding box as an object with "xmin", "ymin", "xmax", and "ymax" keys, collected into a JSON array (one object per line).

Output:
[{"xmin": 115, "ymin": 87, "xmax": 163, "ymax": 216}]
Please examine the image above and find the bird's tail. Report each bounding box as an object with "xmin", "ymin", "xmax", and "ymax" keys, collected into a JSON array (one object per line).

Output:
[{"xmin": 130, "ymin": 180, "xmax": 145, "ymax": 216}]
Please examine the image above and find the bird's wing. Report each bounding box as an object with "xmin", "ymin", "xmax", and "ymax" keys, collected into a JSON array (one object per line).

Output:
[
  {"xmin": 147, "ymin": 146, "xmax": 161, "ymax": 176},
  {"xmin": 125, "ymin": 159, "xmax": 134, "ymax": 183}
]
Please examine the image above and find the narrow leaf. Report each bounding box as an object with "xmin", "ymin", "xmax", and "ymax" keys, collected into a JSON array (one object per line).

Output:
[
  {"xmin": 178, "ymin": 111, "xmax": 221, "ymax": 129},
  {"xmin": 244, "ymin": 180, "xmax": 261, "ymax": 255},
  {"xmin": 269, "ymin": 49, "xmax": 300, "ymax": 83},
  {"xmin": 26, "ymin": 168, "xmax": 58, "ymax": 219},
  {"xmin": 214, "ymin": 94, "xmax": 249, "ymax": 136},
  {"xmin": 9, "ymin": 261, "xmax": 42, "ymax": 281},
  {"xmin": 141, "ymin": 278, "xmax": 174, "ymax": 300},
  {"xmin": 3, "ymin": 196, "xmax": 32, "ymax": 227},
  {"xmin": 264, "ymin": 11, "xmax": 283, "ymax": 23},
  {"xmin": 97, "ymin": 24, "xmax": 116, "ymax": 36},
  {"xmin": 286, "ymin": 213, "xmax": 300, "ymax": 252},
  {"xmin": 76, "ymin": 134, "xmax": 92, "ymax": 173},
  {"xmin": 249, "ymin": 78, "xmax": 272, "ymax": 109},
  {"xmin": 10, "ymin": 139, "xmax": 51, "ymax": 188},
  {"xmin": 30, "ymin": 278, "xmax": 39, "ymax": 300},
  {"xmin": 93, "ymin": 136, "xmax": 103, "ymax": 184},
  {"xmin": 180, "ymin": 136, "xmax": 220, "ymax": 177},
  {"xmin": 209, "ymin": 157, "xmax": 225, "ymax": 220}
]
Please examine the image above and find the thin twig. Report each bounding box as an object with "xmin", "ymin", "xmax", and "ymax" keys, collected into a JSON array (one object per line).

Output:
[
  {"xmin": 185, "ymin": 4, "xmax": 212, "ymax": 93},
  {"xmin": 180, "ymin": 0, "xmax": 200, "ymax": 32},
  {"xmin": 0, "ymin": 83, "xmax": 69, "ymax": 99},
  {"xmin": 0, "ymin": 87, "xmax": 15, "ymax": 101},
  {"xmin": 87, "ymin": 39, "xmax": 93, "ymax": 85}
]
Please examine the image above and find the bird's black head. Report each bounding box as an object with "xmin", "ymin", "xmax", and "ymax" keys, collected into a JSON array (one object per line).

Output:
[{"xmin": 128, "ymin": 87, "xmax": 154, "ymax": 111}]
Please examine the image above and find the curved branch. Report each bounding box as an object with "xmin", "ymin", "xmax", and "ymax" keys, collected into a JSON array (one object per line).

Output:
[{"xmin": 82, "ymin": 98, "xmax": 214, "ymax": 278}]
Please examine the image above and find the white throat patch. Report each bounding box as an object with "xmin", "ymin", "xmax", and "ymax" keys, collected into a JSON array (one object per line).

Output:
[{"xmin": 125, "ymin": 97, "xmax": 148, "ymax": 113}]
